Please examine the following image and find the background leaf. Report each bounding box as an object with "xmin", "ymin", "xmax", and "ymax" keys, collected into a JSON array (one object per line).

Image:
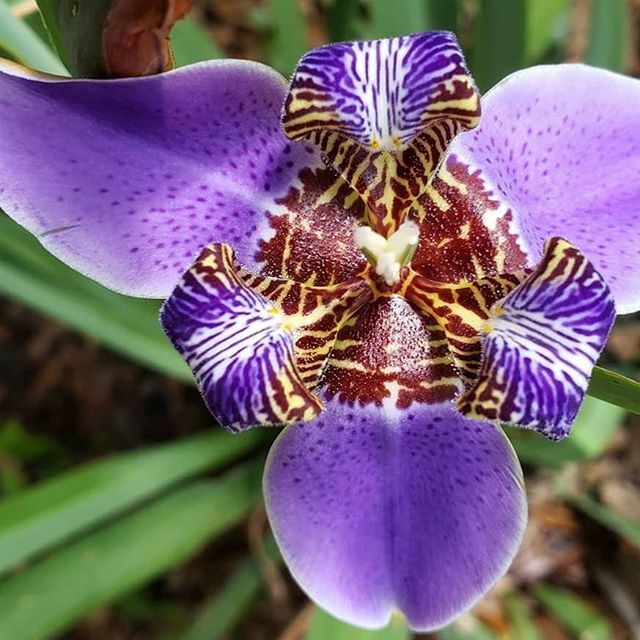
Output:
[
  {"xmin": 586, "ymin": 0, "xmax": 628, "ymax": 71},
  {"xmin": 0, "ymin": 214, "xmax": 190, "ymax": 381},
  {"xmin": 471, "ymin": 0, "xmax": 526, "ymax": 91},
  {"xmin": 0, "ymin": 0, "xmax": 67, "ymax": 73},
  {"xmin": 306, "ymin": 608, "xmax": 411, "ymax": 640},
  {"xmin": 0, "ymin": 428, "xmax": 266, "ymax": 575},
  {"xmin": 534, "ymin": 583, "xmax": 611, "ymax": 640},
  {"xmin": 0, "ymin": 462, "xmax": 262, "ymax": 640}
]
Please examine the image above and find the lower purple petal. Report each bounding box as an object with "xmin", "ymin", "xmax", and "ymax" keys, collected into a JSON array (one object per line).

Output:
[{"xmin": 264, "ymin": 397, "xmax": 527, "ymax": 631}]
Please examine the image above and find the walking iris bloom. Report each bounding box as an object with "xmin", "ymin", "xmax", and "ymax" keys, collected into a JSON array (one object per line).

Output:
[{"xmin": 1, "ymin": 31, "xmax": 639, "ymax": 630}]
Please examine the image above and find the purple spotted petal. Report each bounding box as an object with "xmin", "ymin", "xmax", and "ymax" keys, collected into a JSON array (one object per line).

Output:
[
  {"xmin": 448, "ymin": 64, "xmax": 640, "ymax": 313},
  {"xmin": 282, "ymin": 32, "xmax": 480, "ymax": 233},
  {"xmin": 0, "ymin": 59, "xmax": 321, "ymax": 297},
  {"xmin": 264, "ymin": 397, "xmax": 526, "ymax": 631},
  {"xmin": 458, "ymin": 238, "xmax": 615, "ymax": 440}
]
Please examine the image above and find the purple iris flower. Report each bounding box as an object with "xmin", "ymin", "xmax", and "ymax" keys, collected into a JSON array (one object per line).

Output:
[{"xmin": 0, "ymin": 31, "xmax": 639, "ymax": 631}]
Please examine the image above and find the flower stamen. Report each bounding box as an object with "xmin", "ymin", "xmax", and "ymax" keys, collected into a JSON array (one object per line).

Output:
[{"xmin": 354, "ymin": 220, "xmax": 420, "ymax": 286}]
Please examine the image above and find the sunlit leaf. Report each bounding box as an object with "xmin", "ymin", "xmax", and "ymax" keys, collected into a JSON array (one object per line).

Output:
[
  {"xmin": 0, "ymin": 429, "xmax": 267, "ymax": 576},
  {"xmin": 586, "ymin": 0, "xmax": 628, "ymax": 72},
  {"xmin": 534, "ymin": 584, "xmax": 611, "ymax": 640},
  {"xmin": 306, "ymin": 608, "xmax": 411, "ymax": 640},
  {"xmin": 439, "ymin": 618, "xmax": 498, "ymax": 640},
  {"xmin": 0, "ymin": 0, "xmax": 66, "ymax": 73},
  {"xmin": 504, "ymin": 592, "xmax": 541, "ymax": 640},
  {"xmin": 525, "ymin": 0, "xmax": 569, "ymax": 62},
  {"xmin": 588, "ymin": 366, "xmax": 640, "ymax": 416},
  {"xmin": 0, "ymin": 462, "xmax": 262, "ymax": 640}
]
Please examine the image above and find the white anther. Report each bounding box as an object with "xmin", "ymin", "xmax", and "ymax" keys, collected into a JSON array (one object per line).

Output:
[{"xmin": 354, "ymin": 220, "xmax": 420, "ymax": 286}]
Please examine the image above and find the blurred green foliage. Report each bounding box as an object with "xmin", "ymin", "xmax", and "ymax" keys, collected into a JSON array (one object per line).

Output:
[{"xmin": 0, "ymin": 0, "xmax": 638, "ymax": 639}]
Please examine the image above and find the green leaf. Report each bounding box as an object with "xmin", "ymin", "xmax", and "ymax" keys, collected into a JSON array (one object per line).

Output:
[
  {"xmin": 424, "ymin": 0, "xmax": 458, "ymax": 32},
  {"xmin": 367, "ymin": 0, "xmax": 428, "ymax": 39},
  {"xmin": 439, "ymin": 618, "xmax": 498, "ymax": 640},
  {"xmin": 170, "ymin": 14, "xmax": 222, "ymax": 67},
  {"xmin": 306, "ymin": 608, "xmax": 411, "ymax": 640},
  {"xmin": 0, "ymin": 462, "xmax": 262, "ymax": 640},
  {"xmin": 504, "ymin": 592, "xmax": 541, "ymax": 640},
  {"xmin": 326, "ymin": 0, "xmax": 363, "ymax": 42},
  {"xmin": 35, "ymin": 0, "xmax": 109, "ymax": 75},
  {"xmin": 586, "ymin": 0, "xmax": 628, "ymax": 72},
  {"xmin": 471, "ymin": 0, "xmax": 526, "ymax": 91},
  {"xmin": 525, "ymin": 0, "xmax": 569, "ymax": 63},
  {"xmin": 0, "ymin": 213, "xmax": 191, "ymax": 381},
  {"xmin": 569, "ymin": 495, "xmax": 640, "ymax": 548},
  {"xmin": 0, "ymin": 428, "xmax": 267, "ymax": 576},
  {"xmin": 508, "ymin": 395, "xmax": 626, "ymax": 467},
  {"xmin": 0, "ymin": 0, "xmax": 67, "ymax": 74},
  {"xmin": 588, "ymin": 366, "xmax": 640, "ymax": 416},
  {"xmin": 533, "ymin": 584, "xmax": 611, "ymax": 640},
  {"xmin": 265, "ymin": 0, "xmax": 307, "ymax": 76},
  {"xmin": 177, "ymin": 536, "xmax": 282, "ymax": 640}
]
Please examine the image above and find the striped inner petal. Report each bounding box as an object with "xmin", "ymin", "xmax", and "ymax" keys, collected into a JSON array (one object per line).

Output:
[
  {"xmin": 457, "ymin": 238, "xmax": 616, "ymax": 440},
  {"xmin": 161, "ymin": 243, "xmax": 370, "ymax": 431},
  {"xmin": 404, "ymin": 269, "xmax": 526, "ymax": 385},
  {"xmin": 282, "ymin": 32, "xmax": 480, "ymax": 235}
]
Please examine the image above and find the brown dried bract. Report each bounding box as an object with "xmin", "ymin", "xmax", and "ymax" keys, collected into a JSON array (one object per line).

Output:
[{"xmin": 103, "ymin": 0, "xmax": 192, "ymax": 77}]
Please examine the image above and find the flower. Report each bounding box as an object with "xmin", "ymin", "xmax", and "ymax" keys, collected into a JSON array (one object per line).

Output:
[{"xmin": 0, "ymin": 31, "xmax": 639, "ymax": 631}]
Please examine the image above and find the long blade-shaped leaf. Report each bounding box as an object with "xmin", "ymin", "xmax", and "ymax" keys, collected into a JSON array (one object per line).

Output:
[
  {"xmin": 472, "ymin": 0, "xmax": 525, "ymax": 91},
  {"xmin": 0, "ymin": 429, "xmax": 267, "ymax": 575},
  {"xmin": 588, "ymin": 366, "xmax": 640, "ymax": 415},
  {"xmin": 534, "ymin": 584, "xmax": 611, "ymax": 640},
  {"xmin": 177, "ymin": 536, "xmax": 281, "ymax": 640},
  {"xmin": 586, "ymin": 0, "xmax": 628, "ymax": 72},
  {"xmin": 0, "ymin": 213, "xmax": 190, "ymax": 381},
  {"xmin": 0, "ymin": 462, "xmax": 262, "ymax": 640},
  {"xmin": 367, "ymin": 0, "xmax": 428, "ymax": 39},
  {"xmin": 569, "ymin": 495, "xmax": 640, "ymax": 548},
  {"xmin": 0, "ymin": 0, "xmax": 66, "ymax": 73},
  {"xmin": 306, "ymin": 608, "xmax": 410, "ymax": 640}
]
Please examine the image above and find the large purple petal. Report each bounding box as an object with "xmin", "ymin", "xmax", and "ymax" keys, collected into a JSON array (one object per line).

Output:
[
  {"xmin": 448, "ymin": 64, "xmax": 640, "ymax": 313},
  {"xmin": 264, "ymin": 397, "xmax": 526, "ymax": 631},
  {"xmin": 0, "ymin": 58, "xmax": 355, "ymax": 296},
  {"xmin": 458, "ymin": 237, "xmax": 615, "ymax": 440}
]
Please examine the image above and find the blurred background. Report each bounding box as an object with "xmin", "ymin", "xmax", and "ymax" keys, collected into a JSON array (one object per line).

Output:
[{"xmin": 0, "ymin": 0, "xmax": 640, "ymax": 638}]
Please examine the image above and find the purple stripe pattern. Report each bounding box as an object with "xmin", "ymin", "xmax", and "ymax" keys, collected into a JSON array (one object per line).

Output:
[
  {"xmin": 458, "ymin": 238, "xmax": 615, "ymax": 439},
  {"xmin": 161, "ymin": 244, "xmax": 322, "ymax": 430},
  {"xmin": 282, "ymin": 32, "xmax": 480, "ymax": 234},
  {"xmin": 1, "ymin": 32, "xmax": 640, "ymax": 633}
]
